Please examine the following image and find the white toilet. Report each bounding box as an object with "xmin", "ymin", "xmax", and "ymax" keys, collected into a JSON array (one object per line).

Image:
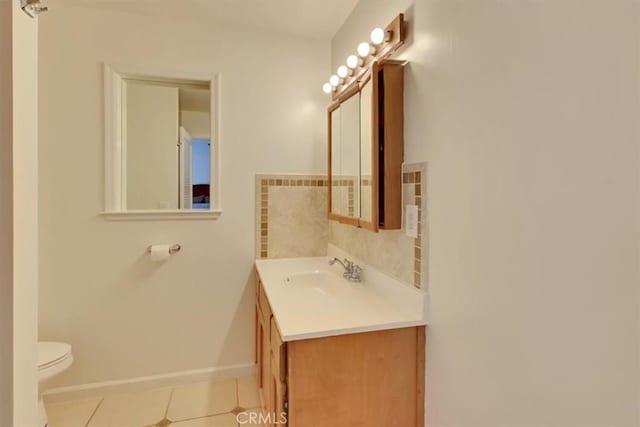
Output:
[{"xmin": 38, "ymin": 342, "xmax": 73, "ymax": 427}]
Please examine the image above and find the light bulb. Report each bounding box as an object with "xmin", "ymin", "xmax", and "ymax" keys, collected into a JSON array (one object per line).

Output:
[
  {"xmin": 322, "ymin": 83, "xmax": 333, "ymax": 94},
  {"xmin": 370, "ymin": 28, "xmax": 385, "ymax": 45},
  {"xmin": 357, "ymin": 42, "xmax": 371, "ymax": 58},
  {"xmin": 337, "ymin": 65, "xmax": 349, "ymax": 78},
  {"xmin": 329, "ymin": 75, "xmax": 340, "ymax": 87},
  {"xmin": 346, "ymin": 54, "xmax": 360, "ymax": 69}
]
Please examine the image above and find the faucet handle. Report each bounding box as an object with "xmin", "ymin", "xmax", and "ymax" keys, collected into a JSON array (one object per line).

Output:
[{"xmin": 349, "ymin": 264, "xmax": 363, "ymax": 282}]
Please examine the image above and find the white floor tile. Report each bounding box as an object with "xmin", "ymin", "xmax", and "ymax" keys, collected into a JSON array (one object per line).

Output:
[
  {"xmin": 172, "ymin": 413, "xmax": 238, "ymax": 427},
  {"xmin": 167, "ymin": 378, "xmax": 237, "ymax": 421},
  {"xmin": 88, "ymin": 387, "xmax": 172, "ymax": 427},
  {"xmin": 46, "ymin": 397, "xmax": 102, "ymax": 427},
  {"xmin": 237, "ymin": 376, "xmax": 260, "ymax": 409}
]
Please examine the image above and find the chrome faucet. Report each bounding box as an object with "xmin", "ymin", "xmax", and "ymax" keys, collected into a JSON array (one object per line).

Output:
[{"xmin": 328, "ymin": 257, "xmax": 363, "ymax": 282}]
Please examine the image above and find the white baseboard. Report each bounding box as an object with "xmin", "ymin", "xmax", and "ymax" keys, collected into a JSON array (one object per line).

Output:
[{"xmin": 43, "ymin": 363, "xmax": 256, "ymax": 404}]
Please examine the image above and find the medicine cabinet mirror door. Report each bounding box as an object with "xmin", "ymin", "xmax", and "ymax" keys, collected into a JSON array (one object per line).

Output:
[
  {"xmin": 358, "ymin": 77, "xmax": 376, "ymax": 231},
  {"xmin": 327, "ymin": 60, "xmax": 405, "ymax": 231},
  {"xmin": 328, "ymin": 90, "xmax": 361, "ymax": 226}
]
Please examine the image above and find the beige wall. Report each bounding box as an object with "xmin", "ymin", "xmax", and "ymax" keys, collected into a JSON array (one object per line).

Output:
[
  {"xmin": 11, "ymin": 1, "xmax": 40, "ymax": 425},
  {"xmin": 180, "ymin": 110, "xmax": 210, "ymax": 140},
  {"xmin": 39, "ymin": 5, "xmax": 329, "ymax": 387},
  {"xmin": 0, "ymin": 1, "xmax": 12, "ymax": 423},
  {"xmin": 333, "ymin": 0, "xmax": 640, "ymax": 426},
  {"xmin": 126, "ymin": 82, "xmax": 179, "ymax": 210}
]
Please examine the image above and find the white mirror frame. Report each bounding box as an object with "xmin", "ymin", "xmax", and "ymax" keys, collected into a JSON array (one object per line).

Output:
[{"xmin": 102, "ymin": 63, "xmax": 222, "ymax": 220}]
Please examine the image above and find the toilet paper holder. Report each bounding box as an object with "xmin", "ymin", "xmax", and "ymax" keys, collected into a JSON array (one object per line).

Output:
[{"xmin": 146, "ymin": 244, "xmax": 181, "ymax": 254}]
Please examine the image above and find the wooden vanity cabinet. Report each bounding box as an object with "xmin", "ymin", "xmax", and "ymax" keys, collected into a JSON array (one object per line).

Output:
[
  {"xmin": 256, "ymin": 277, "xmax": 425, "ymax": 427},
  {"xmin": 257, "ymin": 312, "xmax": 269, "ymax": 407},
  {"xmin": 256, "ymin": 278, "xmax": 287, "ymax": 427}
]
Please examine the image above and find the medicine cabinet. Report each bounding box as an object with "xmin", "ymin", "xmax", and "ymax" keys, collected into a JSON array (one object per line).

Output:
[{"xmin": 328, "ymin": 60, "xmax": 405, "ymax": 231}]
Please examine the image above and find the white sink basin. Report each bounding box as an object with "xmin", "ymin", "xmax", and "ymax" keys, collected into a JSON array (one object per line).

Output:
[{"xmin": 284, "ymin": 270, "xmax": 355, "ymax": 298}]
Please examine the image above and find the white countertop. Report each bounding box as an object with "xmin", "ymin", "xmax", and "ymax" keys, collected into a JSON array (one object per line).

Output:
[{"xmin": 255, "ymin": 248, "xmax": 428, "ymax": 342}]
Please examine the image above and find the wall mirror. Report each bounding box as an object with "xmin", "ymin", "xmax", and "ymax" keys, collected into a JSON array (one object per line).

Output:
[
  {"xmin": 328, "ymin": 89, "xmax": 361, "ymax": 225},
  {"xmin": 103, "ymin": 64, "xmax": 221, "ymax": 219},
  {"xmin": 359, "ymin": 78, "xmax": 373, "ymax": 225}
]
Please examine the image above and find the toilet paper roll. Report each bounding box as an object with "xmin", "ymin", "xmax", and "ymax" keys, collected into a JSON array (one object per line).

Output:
[{"xmin": 149, "ymin": 244, "xmax": 171, "ymax": 262}]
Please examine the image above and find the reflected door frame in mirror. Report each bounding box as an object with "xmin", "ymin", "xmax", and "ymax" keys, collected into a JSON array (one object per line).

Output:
[
  {"xmin": 102, "ymin": 63, "xmax": 222, "ymax": 220},
  {"xmin": 327, "ymin": 84, "xmax": 362, "ymax": 227}
]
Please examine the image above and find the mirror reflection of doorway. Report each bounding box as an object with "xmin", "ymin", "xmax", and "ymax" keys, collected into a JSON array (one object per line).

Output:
[
  {"xmin": 192, "ymin": 138, "xmax": 211, "ymax": 209},
  {"xmin": 125, "ymin": 79, "xmax": 211, "ymax": 210},
  {"xmin": 179, "ymin": 128, "xmax": 211, "ymax": 210}
]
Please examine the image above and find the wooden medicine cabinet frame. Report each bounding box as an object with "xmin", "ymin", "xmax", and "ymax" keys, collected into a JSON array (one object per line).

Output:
[
  {"xmin": 327, "ymin": 60, "xmax": 405, "ymax": 231},
  {"xmin": 327, "ymin": 83, "xmax": 364, "ymax": 228},
  {"xmin": 327, "ymin": 13, "xmax": 406, "ymax": 232}
]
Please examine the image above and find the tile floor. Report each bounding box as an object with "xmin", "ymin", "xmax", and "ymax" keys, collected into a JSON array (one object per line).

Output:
[{"xmin": 45, "ymin": 375, "xmax": 264, "ymax": 427}]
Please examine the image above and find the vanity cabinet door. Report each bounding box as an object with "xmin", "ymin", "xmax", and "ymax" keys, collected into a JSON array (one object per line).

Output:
[
  {"xmin": 269, "ymin": 318, "xmax": 287, "ymax": 425},
  {"xmin": 270, "ymin": 353, "xmax": 287, "ymax": 426},
  {"xmin": 256, "ymin": 279, "xmax": 272, "ymax": 413},
  {"xmin": 255, "ymin": 280, "xmax": 262, "ymax": 388},
  {"xmin": 258, "ymin": 310, "xmax": 271, "ymax": 413},
  {"xmin": 255, "ymin": 281, "xmax": 260, "ymax": 365},
  {"xmin": 270, "ymin": 318, "xmax": 286, "ymax": 382},
  {"xmin": 255, "ymin": 304, "xmax": 260, "ymax": 368}
]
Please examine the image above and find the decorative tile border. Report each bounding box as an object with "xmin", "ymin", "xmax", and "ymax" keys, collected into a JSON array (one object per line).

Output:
[
  {"xmin": 255, "ymin": 174, "xmax": 327, "ymax": 259},
  {"xmin": 402, "ymin": 163, "xmax": 426, "ymax": 289},
  {"xmin": 331, "ymin": 178, "xmax": 356, "ymax": 217},
  {"xmin": 255, "ymin": 165, "xmax": 426, "ymax": 290},
  {"xmin": 347, "ymin": 180, "xmax": 354, "ymax": 217}
]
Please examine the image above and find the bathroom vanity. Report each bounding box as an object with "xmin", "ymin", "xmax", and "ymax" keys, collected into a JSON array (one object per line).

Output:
[{"xmin": 254, "ymin": 255, "xmax": 427, "ymax": 427}]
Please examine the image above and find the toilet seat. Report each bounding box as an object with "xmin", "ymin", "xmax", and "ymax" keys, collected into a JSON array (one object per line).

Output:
[{"xmin": 38, "ymin": 341, "xmax": 72, "ymax": 371}]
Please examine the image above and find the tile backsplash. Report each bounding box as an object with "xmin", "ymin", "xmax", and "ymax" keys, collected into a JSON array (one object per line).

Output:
[
  {"xmin": 255, "ymin": 163, "xmax": 426, "ymax": 289},
  {"xmin": 329, "ymin": 162, "xmax": 427, "ymax": 289},
  {"xmin": 255, "ymin": 175, "xmax": 328, "ymax": 259}
]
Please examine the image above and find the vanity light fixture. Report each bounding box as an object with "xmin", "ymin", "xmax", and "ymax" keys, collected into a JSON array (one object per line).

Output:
[
  {"xmin": 321, "ymin": 14, "xmax": 406, "ymax": 98},
  {"xmin": 337, "ymin": 65, "xmax": 349, "ymax": 78},
  {"xmin": 357, "ymin": 42, "xmax": 372, "ymax": 58},
  {"xmin": 370, "ymin": 27, "xmax": 389, "ymax": 45},
  {"xmin": 346, "ymin": 55, "xmax": 362, "ymax": 69}
]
